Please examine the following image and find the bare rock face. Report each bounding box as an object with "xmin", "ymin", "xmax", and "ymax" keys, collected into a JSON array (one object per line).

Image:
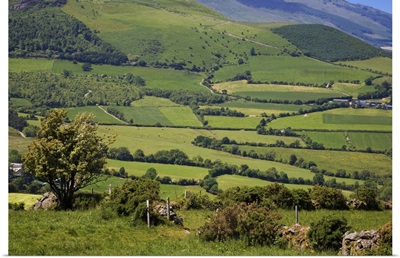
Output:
[
  {"xmin": 340, "ymin": 221, "xmax": 392, "ymax": 255},
  {"xmin": 279, "ymin": 224, "xmax": 313, "ymax": 251},
  {"xmin": 32, "ymin": 192, "xmax": 58, "ymax": 210}
]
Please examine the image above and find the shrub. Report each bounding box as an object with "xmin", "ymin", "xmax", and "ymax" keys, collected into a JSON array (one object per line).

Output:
[
  {"xmin": 9, "ymin": 202, "xmax": 25, "ymax": 211},
  {"xmin": 178, "ymin": 193, "xmax": 221, "ymax": 210},
  {"xmin": 73, "ymin": 192, "xmax": 104, "ymax": 210},
  {"xmin": 104, "ymin": 178, "xmax": 160, "ymax": 217},
  {"xmin": 310, "ymin": 185, "xmax": 348, "ymax": 210},
  {"xmin": 307, "ymin": 215, "xmax": 350, "ymax": 251},
  {"xmin": 198, "ymin": 203, "xmax": 282, "ymax": 246}
]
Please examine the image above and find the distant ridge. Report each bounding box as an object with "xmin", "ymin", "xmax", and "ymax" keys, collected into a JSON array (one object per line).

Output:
[{"xmin": 195, "ymin": 0, "xmax": 392, "ymax": 49}]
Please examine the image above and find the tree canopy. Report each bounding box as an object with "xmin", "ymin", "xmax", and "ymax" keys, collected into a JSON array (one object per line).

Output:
[{"xmin": 23, "ymin": 109, "xmax": 114, "ymax": 210}]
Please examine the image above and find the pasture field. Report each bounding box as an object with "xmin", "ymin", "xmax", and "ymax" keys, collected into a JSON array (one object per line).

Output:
[
  {"xmin": 106, "ymin": 160, "xmax": 209, "ymax": 181},
  {"xmin": 347, "ymin": 132, "xmax": 392, "ymax": 151},
  {"xmin": 9, "ymin": 58, "xmax": 54, "ymax": 72},
  {"xmin": 268, "ymin": 108, "xmax": 392, "ymax": 131},
  {"xmin": 7, "ymin": 209, "xmax": 335, "ymax": 256},
  {"xmin": 111, "ymin": 105, "xmax": 202, "ymax": 126},
  {"xmin": 236, "ymin": 145, "xmax": 392, "ymax": 176},
  {"xmin": 203, "ymin": 99, "xmax": 313, "ymax": 116},
  {"xmin": 8, "ymin": 128, "xmax": 32, "ymax": 154},
  {"xmin": 301, "ymin": 131, "xmax": 392, "ymax": 151},
  {"xmin": 66, "ymin": 106, "xmax": 124, "ymax": 124},
  {"xmin": 97, "ymin": 126, "xmax": 322, "ymax": 181},
  {"xmin": 216, "ymin": 175, "xmax": 311, "ymax": 191},
  {"xmin": 8, "ymin": 193, "xmax": 42, "ymax": 210},
  {"xmin": 208, "ymin": 130, "xmax": 306, "ymax": 146},
  {"xmin": 130, "ymin": 96, "xmax": 180, "ymax": 107},
  {"xmin": 9, "ymin": 98, "xmax": 33, "ymax": 109},
  {"xmin": 335, "ymin": 57, "xmax": 392, "ymax": 75},
  {"xmin": 8, "ymin": 205, "xmax": 391, "ymax": 255},
  {"xmin": 331, "ymin": 82, "xmax": 371, "ymax": 98},
  {"xmin": 212, "ymin": 80, "xmax": 348, "ymax": 101},
  {"xmin": 204, "ymin": 115, "xmax": 261, "ymax": 129},
  {"xmin": 213, "ymin": 56, "xmax": 375, "ymax": 84},
  {"xmin": 299, "ymin": 131, "xmax": 347, "ymax": 149},
  {"xmin": 9, "ymin": 58, "xmax": 205, "ymax": 92}
]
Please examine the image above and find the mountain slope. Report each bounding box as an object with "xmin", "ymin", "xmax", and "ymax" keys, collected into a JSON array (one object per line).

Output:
[{"xmin": 195, "ymin": 0, "xmax": 392, "ymax": 49}]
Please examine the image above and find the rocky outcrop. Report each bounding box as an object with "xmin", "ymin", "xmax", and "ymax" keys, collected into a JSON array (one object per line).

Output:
[
  {"xmin": 340, "ymin": 221, "xmax": 392, "ymax": 255},
  {"xmin": 32, "ymin": 192, "xmax": 58, "ymax": 210},
  {"xmin": 279, "ymin": 224, "xmax": 313, "ymax": 251}
]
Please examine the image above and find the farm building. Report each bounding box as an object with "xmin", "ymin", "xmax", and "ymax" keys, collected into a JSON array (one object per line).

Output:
[{"xmin": 10, "ymin": 163, "xmax": 23, "ymax": 177}]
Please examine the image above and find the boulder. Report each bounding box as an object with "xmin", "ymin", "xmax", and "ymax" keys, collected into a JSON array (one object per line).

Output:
[{"xmin": 32, "ymin": 192, "xmax": 58, "ymax": 210}]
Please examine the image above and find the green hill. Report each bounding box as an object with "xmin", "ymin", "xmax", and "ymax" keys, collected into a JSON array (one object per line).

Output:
[{"xmin": 272, "ymin": 24, "xmax": 390, "ymax": 62}]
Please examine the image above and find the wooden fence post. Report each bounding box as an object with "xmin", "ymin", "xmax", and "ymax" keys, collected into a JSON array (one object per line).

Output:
[
  {"xmin": 108, "ymin": 184, "xmax": 112, "ymax": 195},
  {"xmin": 147, "ymin": 200, "xmax": 150, "ymax": 228},
  {"xmin": 166, "ymin": 197, "xmax": 170, "ymax": 221},
  {"xmin": 295, "ymin": 205, "xmax": 298, "ymax": 224}
]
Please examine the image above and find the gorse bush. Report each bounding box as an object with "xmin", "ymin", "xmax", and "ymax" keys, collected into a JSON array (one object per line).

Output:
[
  {"xmin": 198, "ymin": 203, "xmax": 282, "ymax": 246},
  {"xmin": 103, "ymin": 178, "xmax": 160, "ymax": 217},
  {"xmin": 307, "ymin": 215, "xmax": 350, "ymax": 251}
]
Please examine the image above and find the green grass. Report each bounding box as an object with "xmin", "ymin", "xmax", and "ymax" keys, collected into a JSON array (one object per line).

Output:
[
  {"xmin": 8, "ymin": 127, "xmax": 33, "ymax": 154},
  {"xmin": 204, "ymin": 115, "xmax": 261, "ymax": 129},
  {"xmin": 106, "ymin": 160, "xmax": 209, "ymax": 180},
  {"xmin": 213, "ymin": 56, "xmax": 375, "ymax": 84},
  {"xmin": 217, "ymin": 175, "xmax": 312, "ymax": 191},
  {"xmin": 8, "ymin": 208, "xmax": 337, "ymax": 256},
  {"xmin": 9, "ymin": 58, "xmax": 206, "ymax": 92},
  {"xmin": 203, "ymin": 99, "xmax": 313, "ymax": 116},
  {"xmin": 9, "ymin": 58, "xmax": 54, "ymax": 72},
  {"xmin": 236, "ymin": 145, "xmax": 391, "ymax": 176},
  {"xmin": 9, "ymin": 98, "xmax": 33, "ymax": 108},
  {"xmin": 278, "ymin": 209, "xmax": 392, "ymax": 232},
  {"xmin": 8, "ymin": 193, "xmax": 42, "ymax": 210},
  {"xmin": 335, "ymin": 57, "xmax": 392, "ymax": 75},
  {"xmin": 322, "ymin": 114, "xmax": 391, "ymax": 126},
  {"xmin": 8, "ymin": 205, "xmax": 390, "ymax": 255},
  {"xmin": 300, "ymin": 131, "xmax": 347, "ymax": 149},
  {"xmin": 213, "ymin": 80, "xmax": 349, "ymax": 101},
  {"xmin": 268, "ymin": 108, "xmax": 392, "ymax": 131},
  {"xmin": 348, "ymin": 132, "xmax": 392, "ymax": 151},
  {"xmin": 66, "ymin": 106, "xmax": 124, "ymax": 124},
  {"xmin": 97, "ymin": 125, "xmax": 323, "ymax": 182}
]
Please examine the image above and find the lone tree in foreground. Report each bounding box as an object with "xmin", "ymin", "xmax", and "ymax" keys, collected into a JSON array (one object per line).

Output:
[{"xmin": 23, "ymin": 109, "xmax": 114, "ymax": 210}]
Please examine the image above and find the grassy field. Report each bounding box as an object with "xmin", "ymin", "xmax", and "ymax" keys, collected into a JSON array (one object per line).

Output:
[
  {"xmin": 8, "ymin": 193, "xmax": 42, "ymax": 209},
  {"xmin": 347, "ymin": 132, "xmax": 392, "ymax": 151},
  {"xmin": 106, "ymin": 160, "xmax": 209, "ymax": 181},
  {"xmin": 301, "ymin": 131, "xmax": 392, "ymax": 151},
  {"xmin": 8, "ymin": 128, "xmax": 32, "ymax": 154},
  {"xmin": 236, "ymin": 145, "xmax": 392, "ymax": 176},
  {"xmin": 8, "ymin": 205, "xmax": 391, "ymax": 255},
  {"xmin": 212, "ymin": 80, "xmax": 348, "ymax": 101},
  {"xmin": 268, "ymin": 108, "xmax": 392, "ymax": 131},
  {"xmin": 66, "ymin": 106, "xmax": 124, "ymax": 124},
  {"xmin": 335, "ymin": 57, "xmax": 392, "ymax": 75},
  {"xmin": 213, "ymin": 56, "xmax": 375, "ymax": 84},
  {"xmin": 203, "ymin": 99, "xmax": 313, "ymax": 116},
  {"xmin": 299, "ymin": 131, "xmax": 347, "ymax": 149},
  {"xmin": 111, "ymin": 105, "xmax": 202, "ymax": 126},
  {"xmin": 204, "ymin": 115, "xmax": 261, "ymax": 129},
  {"xmin": 9, "ymin": 58, "xmax": 206, "ymax": 92},
  {"xmin": 97, "ymin": 126, "xmax": 323, "ymax": 181}
]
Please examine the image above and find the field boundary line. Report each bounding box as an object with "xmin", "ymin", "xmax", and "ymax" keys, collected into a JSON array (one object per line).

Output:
[{"xmin": 97, "ymin": 105, "xmax": 128, "ymax": 124}]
